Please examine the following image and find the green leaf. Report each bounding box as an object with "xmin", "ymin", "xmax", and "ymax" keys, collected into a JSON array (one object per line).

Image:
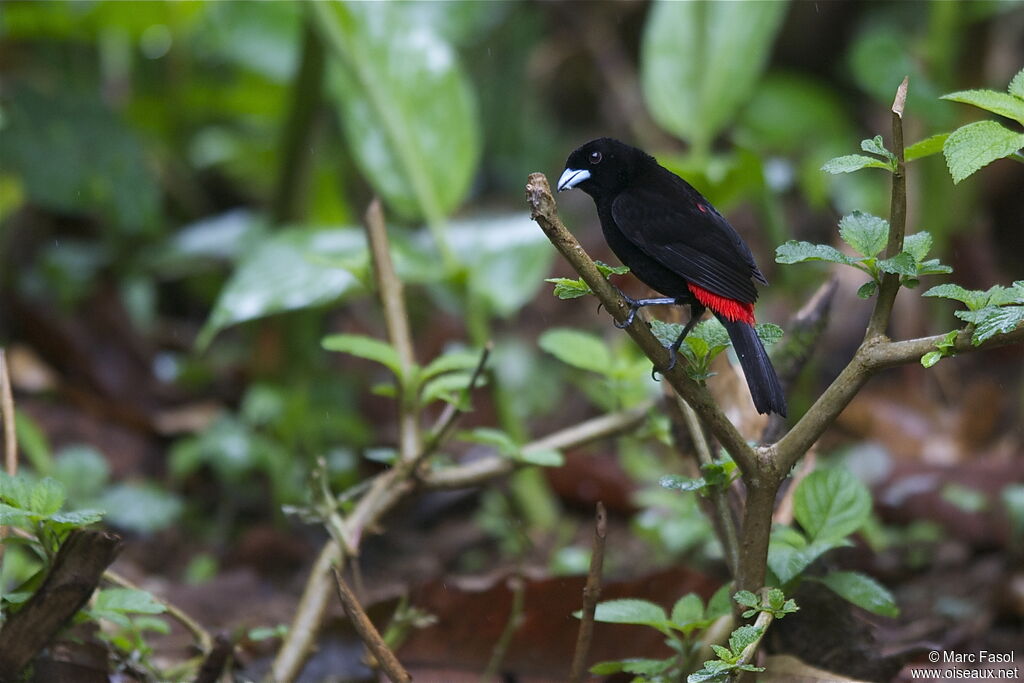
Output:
[
  {"xmin": 640, "ymin": 0, "xmax": 787, "ymax": 150},
  {"xmin": 988, "ymin": 281, "xmax": 1024, "ymax": 307},
  {"xmin": 817, "ymin": 571, "xmax": 899, "ymax": 618},
  {"xmin": 420, "ymin": 349, "xmax": 482, "ymax": 383},
  {"xmin": 0, "ymin": 472, "xmax": 33, "ymax": 510},
  {"xmin": 458, "ymin": 427, "xmax": 518, "ymax": 456},
  {"xmin": 706, "ymin": 584, "xmax": 733, "ymax": 619},
  {"xmin": 420, "ymin": 371, "xmax": 480, "ymax": 407},
  {"xmin": 322, "ymin": 334, "xmax": 404, "ymax": 378},
  {"xmin": 729, "ymin": 624, "xmax": 763, "ymax": 654},
  {"xmin": 660, "ymin": 474, "xmax": 707, "ymax": 492},
  {"xmin": 0, "ymin": 502, "xmax": 30, "ymax": 527},
  {"xmin": 923, "ymin": 283, "xmax": 990, "ymax": 311},
  {"xmin": 902, "ymin": 232, "xmax": 932, "ymax": 262},
  {"xmin": 198, "ymin": 228, "xmax": 366, "ymax": 349},
  {"xmin": 920, "ymin": 351, "xmax": 942, "ymax": 368},
  {"xmin": 768, "ymin": 537, "xmax": 845, "ymax": 585},
  {"xmin": 515, "ymin": 448, "xmax": 564, "ymax": 467},
  {"xmin": 595, "ymin": 260, "xmax": 630, "ymax": 277},
  {"xmin": 15, "ymin": 412, "xmax": 52, "ymax": 476},
  {"xmin": 591, "ymin": 598, "xmax": 669, "ymax": 628},
  {"xmin": 860, "ymin": 135, "xmax": 896, "ymax": 166},
  {"xmin": 92, "ymin": 588, "xmax": 166, "ymax": 615},
  {"xmin": 957, "ymin": 306, "xmax": 1024, "ymax": 345},
  {"xmin": 733, "ymin": 590, "xmax": 759, "ymax": 609},
  {"xmin": 670, "ymin": 593, "xmax": 705, "ymax": 628},
  {"xmin": 538, "ymin": 328, "xmax": 614, "ymax": 376},
  {"xmin": 857, "ymin": 281, "xmax": 878, "ymax": 299},
  {"xmin": 545, "ymin": 277, "xmax": 591, "ymax": 300},
  {"xmin": 941, "ymin": 89, "xmax": 1024, "ymax": 125},
  {"xmin": 314, "ymin": 1, "xmax": 480, "ymax": 223},
  {"xmin": 906, "ymin": 133, "xmax": 949, "ymax": 162},
  {"xmin": 821, "ymin": 154, "xmax": 892, "ymax": 174},
  {"xmin": 943, "ymin": 120, "xmax": 1024, "ymax": 184},
  {"xmin": 838, "ymin": 211, "xmax": 889, "ymax": 258},
  {"xmin": 1009, "ymin": 67, "xmax": 1024, "ymax": 99},
  {"xmin": 53, "ymin": 445, "xmax": 110, "ymax": 505},
  {"xmin": 877, "ymin": 252, "xmax": 918, "ymax": 277},
  {"xmin": 794, "ymin": 468, "xmax": 872, "ymax": 543},
  {"xmin": 775, "ymin": 241, "xmax": 856, "ymax": 266},
  {"xmin": 30, "ymin": 478, "xmax": 66, "ymax": 516},
  {"xmin": 99, "ymin": 483, "xmax": 181, "ymax": 534},
  {"xmin": 754, "ymin": 323, "xmax": 783, "ymax": 347},
  {"xmin": 49, "ymin": 509, "xmax": 104, "ymax": 526}
]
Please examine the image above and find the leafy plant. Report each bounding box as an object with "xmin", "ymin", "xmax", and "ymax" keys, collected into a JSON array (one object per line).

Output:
[{"xmin": 776, "ymin": 210, "xmax": 951, "ymax": 298}]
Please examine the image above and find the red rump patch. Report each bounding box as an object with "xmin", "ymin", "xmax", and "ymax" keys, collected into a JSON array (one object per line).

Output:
[{"xmin": 688, "ymin": 283, "xmax": 756, "ymax": 325}]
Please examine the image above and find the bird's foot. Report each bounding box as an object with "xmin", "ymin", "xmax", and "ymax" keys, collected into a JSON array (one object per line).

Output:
[{"xmin": 613, "ymin": 295, "xmax": 678, "ymax": 328}]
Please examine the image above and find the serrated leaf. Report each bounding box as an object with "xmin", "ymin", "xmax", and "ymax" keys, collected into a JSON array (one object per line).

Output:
[
  {"xmin": 733, "ymin": 590, "xmax": 759, "ymax": 608},
  {"xmin": 322, "ymin": 334, "xmax": 404, "ymax": 378},
  {"xmin": 941, "ymin": 89, "xmax": 1024, "ymax": 125},
  {"xmin": 877, "ymin": 252, "xmax": 918, "ymax": 277},
  {"xmin": 857, "ymin": 281, "xmax": 878, "ymax": 299},
  {"xmin": 0, "ymin": 472, "xmax": 33, "ymax": 510},
  {"xmin": 860, "ymin": 135, "xmax": 896, "ymax": 165},
  {"xmin": 1009, "ymin": 67, "xmax": 1024, "ymax": 99},
  {"xmin": 838, "ymin": 211, "xmax": 889, "ymax": 258},
  {"xmin": 821, "ymin": 154, "xmax": 892, "ymax": 174},
  {"xmin": 943, "ymin": 120, "xmax": 1024, "ymax": 184},
  {"xmin": 817, "ymin": 571, "xmax": 899, "ymax": 617},
  {"xmin": 988, "ymin": 281, "xmax": 1024, "ymax": 306},
  {"xmin": 921, "ymin": 351, "xmax": 942, "ymax": 368},
  {"xmin": 776, "ymin": 241, "xmax": 856, "ymax": 266},
  {"xmin": 794, "ymin": 469, "xmax": 872, "ymax": 543},
  {"xmin": 670, "ymin": 593, "xmax": 705, "ymax": 627},
  {"xmin": 0, "ymin": 502, "xmax": 30, "ymax": 527},
  {"xmin": 50, "ymin": 509, "xmax": 104, "ymax": 526},
  {"xmin": 902, "ymin": 232, "xmax": 932, "ymax": 262},
  {"xmin": 592, "ymin": 598, "xmax": 669, "ymax": 627},
  {"xmin": 906, "ymin": 133, "xmax": 949, "ymax": 162},
  {"xmin": 923, "ymin": 283, "xmax": 989, "ymax": 311},
  {"xmin": 914, "ymin": 260, "xmax": 952, "ymax": 276},
  {"xmin": 706, "ymin": 584, "xmax": 733, "ymax": 619},
  {"xmin": 30, "ymin": 478, "xmax": 66, "ymax": 516},
  {"xmin": 545, "ymin": 277, "xmax": 591, "ymax": 300},
  {"xmin": 729, "ymin": 624, "xmax": 763, "ymax": 653},
  {"xmin": 595, "ymin": 260, "xmax": 629, "ymax": 276},
  {"xmin": 538, "ymin": 328, "xmax": 614, "ymax": 376},
  {"xmin": 963, "ymin": 305, "xmax": 1024, "ymax": 344},
  {"xmin": 711, "ymin": 643, "xmax": 733, "ymax": 660}
]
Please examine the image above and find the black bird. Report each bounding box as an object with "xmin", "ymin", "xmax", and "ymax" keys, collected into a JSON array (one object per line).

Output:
[{"xmin": 558, "ymin": 137, "xmax": 786, "ymax": 416}]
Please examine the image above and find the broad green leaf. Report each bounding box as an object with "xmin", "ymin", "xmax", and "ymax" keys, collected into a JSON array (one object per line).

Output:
[
  {"xmin": 0, "ymin": 502, "xmax": 30, "ymax": 527},
  {"xmin": 49, "ymin": 509, "xmax": 104, "ymax": 526},
  {"xmin": 957, "ymin": 305, "xmax": 1024, "ymax": 345},
  {"xmin": 820, "ymin": 154, "xmax": 892, "ymax": 174},
  {"xmin": 99, "ymin": 483, "xmax": 182, "ymax": 534},
  {"xmin": 314, "ymin": 1, "xmax": 480, "ymax": 223},
  {"xmin": 943, "ymin": 120, "xmax": 1024, "ymax": 184},
  {"xmin": 732, "ymin": 590, "xmax": 759, "ymax": 609},
  {"xmin": 914, "ymin": 260, "xmax": 952, "ymax": 277},
  {"xmin": 1010, "ymin": 67, "xmax": 1024, "ymax": 99},
  {"xmin": 92, "ymin": 588, "xmax": 166, "ymax": 615},
  {"xmin": 768, "ymin": 537, "xmax": 845, "ymax": 585},
  {"xmin": 706, "ymin": 584, "xmax": 734, "ymax": 619},
  {"xmin": 670, "ymin": 593, "xmax": 705, "ymax": 628},
  {"xmin": 621, "ymin": 658, "xmax": 673, "ymax": 676},
  {"xmin": 754, "ymin": 323, "xmax": 783, "ymax": 347},
  {"xmin": 15, "ymin": 412, "xmax": 52, "ymax": 476},
  {"xmin": 30, "ymin": 478, "xmax": 66, "ymax": 516},
  {"xmin": 591, "ymin": 598, "xmax": 669, "ymax": 628},
  {"xmin": 877, "ymin": 252, "xmax": 918, "ymax": 277},
  {"xmin": 0, "ymin": 472, "xmax": 33, "ymax": 509},
  {"xmin": 198, "ymin": 229, "xmax": 366, "ymax": 349},
  {"xmin": 921, "ymin": 351, "xmax": 943, "ymax": 368},
  {"xmin": 817, "ymin": 571, "xmax": 899, "ymax": 617},
  {"xmin": 322, "ymin": 334, "xmax": 403, "ymax": 378},
  {"xmin": 53, "ymin": 445, "xmax": 110, "ymax": 505},
  {"xmin": 988, "ymin": 281, "xmax": 1024, "ymax": 307},
  {"xmin": 902, "ymin": 232, "xmax": 933, "ymax": 262},
  {"xmin": 776, "ymin": 241, "xmax": 856, "ymax": 266},
  {"xmin": 941, "ymin": 89, "xmax": 1024, "ymax": 125},
  {"xmin": 794, "ymin": 469, "xmax": 871, "ymax": 543},
  {"xmin": 538, "ymin": 328, "xmax": 614, "ymax": 376},
  {"xmin": 906, "ymin": 133, "xmax": 949, "ymax": 162},
  {"xmin": 923, "ymin": 283, "xmax": 989, "ymax": 311},
  {"xmin": 839, "ymin": 211, "xmax": 889, "ymax": 258},
  {"xmin": 640, "ymin": 0, "xmax": 788, "ymax": 150}
]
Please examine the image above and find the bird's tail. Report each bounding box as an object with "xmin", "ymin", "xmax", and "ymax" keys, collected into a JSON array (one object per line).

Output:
[{"xmin": 718, "ymin": 316, "xmax": 787, "ymax": 417}]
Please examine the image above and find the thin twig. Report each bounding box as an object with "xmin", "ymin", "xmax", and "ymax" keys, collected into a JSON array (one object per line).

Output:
[
  {"xmin": 569, "ymin": 502, "xmax": 608, "ymax": 683},
  {"xmin": 678, "ymin": 397, "xmax": 740, "ymax": 576},
  {"xmin": 525, "ymin": 173, "xmax": 759, "ymax": 477},
  {"xmin": 364, "ymin": 198, "xmax": 420, "ymax": 463},
  {"xmin": 420, "ymin": 401, "xmax": 652, "ymax": 490},
  {"xmin": 332, "ymin": 567, "xmax": 412, "ymax": 683},
  {"xmin": 865, "ymin": 76, "xmax": 909, "ymax": 340},
  {"xmin": 104, "ymin": 569, "xmax": 213, "ymax": 655},
  {"xmin": 729, "ymin": 605, "xmax": 775, "ymax": 683},
  {"xmin": 482, "ymin": 574, "xmax": 526, "ymax": 681},
  {"xmin": 1, "ymin": 348, "xmax": 16, "ymax": 476}
]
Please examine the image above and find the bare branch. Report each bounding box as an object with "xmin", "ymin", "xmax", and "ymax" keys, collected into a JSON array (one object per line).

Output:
[
  {"xmin": 569, "ymin": 502, "xmax": 608, "ymax": 683},
  {"xmin": 525, "ymin": 173, "xmax": 758, "ymax": 476},
  {"xmin": 1, "ymin": 348, "xmax": 16, "ymax": 477},
  {"xmin": 865, "ymin": 76, "xmax": 909, "ymax": 340},
  {"xmin": 332, "ymin": 568, "xmax": 411, "ymax": 683}
]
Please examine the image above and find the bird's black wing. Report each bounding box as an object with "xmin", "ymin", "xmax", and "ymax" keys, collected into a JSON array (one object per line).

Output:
[{"xmin": 611, "ymin": 182, "xmax": 764, "ymax": 304}]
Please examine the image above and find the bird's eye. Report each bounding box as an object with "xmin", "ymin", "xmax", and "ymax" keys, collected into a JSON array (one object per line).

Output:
[{"xmin": 589, "ymin": 151, "xmax": 602, "ymax": 165}]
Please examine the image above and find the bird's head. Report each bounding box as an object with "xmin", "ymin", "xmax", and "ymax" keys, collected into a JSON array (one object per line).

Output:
[{"xmin": 557, "ymin": 137, "xmax": 652, "ymax": 197}]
